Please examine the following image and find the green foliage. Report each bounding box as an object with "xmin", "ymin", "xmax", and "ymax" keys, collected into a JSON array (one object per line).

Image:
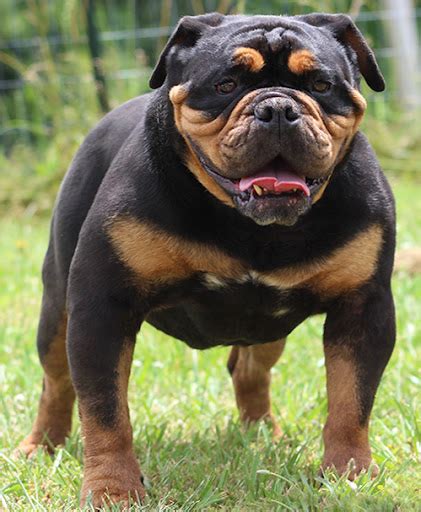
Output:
[
  {"xmin": 0, "ymin": 179, "xmax": 420, "ymax": 510},
  {"xmin": 363, "ymin": 114, "xmax": 421, "ymax": 176},
  {"xmin": 0, "ymin": 0, "xmax": 420, "ymax": 215}
]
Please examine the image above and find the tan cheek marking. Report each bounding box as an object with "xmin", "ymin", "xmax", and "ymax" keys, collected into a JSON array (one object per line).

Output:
[
  {"xmin": 185, "ymin": 151, "xmax": 234, "ymax": 206},
  {"xmin": 170, "ymin": 85, "xmax": 233, "ymax": 206},
  {"xmin": 324, "ymin": 88, "xmax": 367, "ymax": 166},
  {"xmin": 324, "ymin": 114, "xmax": 357, "ymax": 139},
  {"xmin": 169, "ymin": 84, "xmax": 190, "ymax": 105},
  {"xmin": 172, "ymin": 87, "xmax": 260, "ymax": 170},
  {"xmin": 312, "ymin": 175, "xmax": 332, "ymax": 204},
  {"xmin": 261, "ymin": 225, "xmax": 383, "ymax": 297},
  {"xmin": 349, "ymin": 88, "xmax": 367, "ymax": 113},
  {"xmin": 322, "ymin": 345, "xmax": 371, "ymax": 476},
  {"xmin": 108, "ymin": 217, "xmax": 246, "ymax": 287},
  {"xmin": 288, "ymin": 49, "xmax": 317, "ymax": 74},
  {"xmin": 294, "ymin": 90, "xmax": 363, "ymax": 179},
  {"xmin": 233, "ymin": 47, "xmax": 265, "ymax": 72},
  {"xmin": 347, "ymin": 88, "xmax": 367, "ymax": 136}
]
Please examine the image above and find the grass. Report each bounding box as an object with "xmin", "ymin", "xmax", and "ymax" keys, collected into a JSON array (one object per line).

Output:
[{"xmin": 0, "ymin": 178, "xmax": 420, "ymax": 511}]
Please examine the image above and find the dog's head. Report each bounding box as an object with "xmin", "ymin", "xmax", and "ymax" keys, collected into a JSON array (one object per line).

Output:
[{"xmin": 150, "ymin": 13, "xmax": 384, "ymax": 226}]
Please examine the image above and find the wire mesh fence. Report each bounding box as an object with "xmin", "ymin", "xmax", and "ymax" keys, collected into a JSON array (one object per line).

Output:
[{"xmin": 1, "ymin": 0, "xmax": 420, "ymax": 150}]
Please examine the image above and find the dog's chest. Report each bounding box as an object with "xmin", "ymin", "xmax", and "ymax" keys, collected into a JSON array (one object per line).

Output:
[
  {"xmin": 198, "ymin": 269, "xmax": 318, "ymax": 316},
  {"xmin": 200, "ymin": 270, "xmax": 311, "ymax": 314},
  {"xmin": 148, "ymin": 270, "xmax": 317, "ymax": 347},
  {"xmin": 109, "ymin": 218, "xmax": 382, "ymax": 300}
]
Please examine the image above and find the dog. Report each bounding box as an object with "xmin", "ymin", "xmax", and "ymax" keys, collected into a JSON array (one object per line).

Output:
[{"xmin": 18, "ymin": 12, "xmax": 396, "ymax": 508}]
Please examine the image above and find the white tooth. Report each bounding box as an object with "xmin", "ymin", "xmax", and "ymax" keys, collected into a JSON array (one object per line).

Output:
[{"xmin": 253, "ymin": 184, "xmax": 263, "ymax": 196}]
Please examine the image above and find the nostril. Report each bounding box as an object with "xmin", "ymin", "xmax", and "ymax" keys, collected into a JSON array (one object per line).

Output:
[
  {"xmin": 285, "ymin": 106, "xmax": 300, "ymax": 123},
  {"xmin": 254, "ymin": 104, "xmax": 273, "ymax": 123}
]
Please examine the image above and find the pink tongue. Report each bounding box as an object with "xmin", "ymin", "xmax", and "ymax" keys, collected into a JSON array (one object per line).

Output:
[{"xmin": 239, "ymin": 163, "xmax": 310, "ymax": 197}]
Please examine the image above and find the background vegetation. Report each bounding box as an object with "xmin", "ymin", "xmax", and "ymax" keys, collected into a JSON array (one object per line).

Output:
[
  {"xmin": 0, "ymin": 0, "xmax": 420, "ymax": 510},
  {"xmin": 1, "ymin": 0, "xmax": 420, "ymax": 215}
]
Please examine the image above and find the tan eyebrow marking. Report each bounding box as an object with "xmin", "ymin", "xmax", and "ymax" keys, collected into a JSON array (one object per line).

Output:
[
  {"xmin": 233, "ymin": 47, "xmax": 265, "ymax": 73},
  {"xmin": 288, "ymin": 49, "xmax": 317, "ymax": 74}
]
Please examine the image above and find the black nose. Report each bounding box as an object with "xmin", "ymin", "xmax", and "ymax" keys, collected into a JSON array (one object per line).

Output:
[
  {"xmin": 254, "ymin": 104, "xmax": 273, "ymax": 122},
  {"xmin": 284, "ymin": 106, "xmax": 300, "ymax": 122},
  {"xmin": 254, "ymin": 99, "xmax": 300, "ymax": 126}
]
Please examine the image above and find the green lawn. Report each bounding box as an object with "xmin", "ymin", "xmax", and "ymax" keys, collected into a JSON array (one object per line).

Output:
[{"xmin": 0, "ymin": 179, "xmax": 420, "ymax": 511}]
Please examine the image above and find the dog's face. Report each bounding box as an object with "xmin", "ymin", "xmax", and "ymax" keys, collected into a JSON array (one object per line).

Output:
[{"xmin": 150, "ymin": 13, "xmax": 384, "ymax": 226}]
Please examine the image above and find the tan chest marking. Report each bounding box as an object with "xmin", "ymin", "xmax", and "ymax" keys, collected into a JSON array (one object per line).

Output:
[
  {"xmin": 108, "ymin": 217, "xmax": 247, "ymax": 287},
  {"xmin": 108, "ymin": 218, "xmax": 382, "ymax": 298},
  {"xmin": 261, "ymin": 224, "xmax": 383, "ymax": 297}
]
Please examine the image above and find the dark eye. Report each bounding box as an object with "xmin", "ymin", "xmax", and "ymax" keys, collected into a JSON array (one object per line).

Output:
[
  {"xmin": 312, "ymin": 80, "xmax": 331, "ymax": 93},
  {"xmin": 215, "ymin": 80, "xmax": 237, "ymax": 94}
]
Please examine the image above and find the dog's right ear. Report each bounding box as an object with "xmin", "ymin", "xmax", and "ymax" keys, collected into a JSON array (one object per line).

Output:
[{"xmin": 149, "ymin": 13, "xmax": 224, "ymax": 89}]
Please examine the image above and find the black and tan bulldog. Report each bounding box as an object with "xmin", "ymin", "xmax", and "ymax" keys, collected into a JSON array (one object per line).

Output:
[{"xmin": 18, "ymin": 12, "xmax": 396, "ymax": 508}]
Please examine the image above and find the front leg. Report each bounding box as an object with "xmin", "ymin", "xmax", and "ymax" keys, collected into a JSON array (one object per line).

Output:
[
  {"xmin": 67, "ymin": 288, "xmax": 145, "ymax": 508},
  {"xmin": 322, "ymin": 286, "xmax": 395, "ymax": 478}
]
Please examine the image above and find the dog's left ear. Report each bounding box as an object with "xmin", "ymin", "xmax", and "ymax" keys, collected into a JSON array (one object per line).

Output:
[
  {"xmin": 299, "ymin": 13, "xmax": 385, "ymax": 92},
  {"xmin": 149, "ymin": 13, "xmax": 224, "ymax": 89}
]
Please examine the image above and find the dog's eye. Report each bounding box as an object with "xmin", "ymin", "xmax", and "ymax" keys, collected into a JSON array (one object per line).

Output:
[
  {"xmin": 312, "ymin": 80, "xmax": 331, "ymax": 93},
  {"xmin": 215, "ymin": 80, "xmax": 237, "ymax": 94}
]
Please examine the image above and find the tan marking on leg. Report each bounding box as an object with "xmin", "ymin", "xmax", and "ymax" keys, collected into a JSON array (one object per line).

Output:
[
  {"xmin": 233, "ymin": 47, "xmax": 265, "ymax": 72},
  {"xmin": 230, "ymin": 340, "xmax": 285, "ymax": 438},
  {"xmin": 322, "ymin": 345, "xmax": 374, "ymax": 479},
  {"xmin": 261, "ymin": 224, "xmax": 383, "ymax": 297},
  {"xmin": 17, "ymin": 317, "xmax": 75, "ymax": 456},
  {"xmin": 80, "ymin": 342, "xmax": 144, "ymax": 508},
  {"xmin": 107, "ymin": 217, "xmax": 247, "ymax": 287},
  {"xmin": 288, "ymin": 49, "xmax": 317, "ymax": 74}
]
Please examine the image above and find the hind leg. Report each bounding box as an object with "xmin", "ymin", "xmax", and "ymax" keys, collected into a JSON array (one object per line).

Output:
[
  {"xmin": 228, "ymin": 339, "xmax": 285, "ymax": 437},
  {"xmin": 17, "ymin": 295, "xmax": 75, "ymax": 456}
]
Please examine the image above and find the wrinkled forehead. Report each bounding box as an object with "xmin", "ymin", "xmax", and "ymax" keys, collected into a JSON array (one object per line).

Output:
[{"xmin": 188, "ymin": 15, "xmax": 352, "ymax": 77}]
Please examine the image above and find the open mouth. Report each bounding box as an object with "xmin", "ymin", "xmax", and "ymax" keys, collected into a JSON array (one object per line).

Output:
[{"xmin": 199, "ymin": 154, "xmax": 329, "ymax": 203}]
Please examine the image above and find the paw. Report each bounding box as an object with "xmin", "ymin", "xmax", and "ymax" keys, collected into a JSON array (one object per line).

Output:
[
  {"xmin": 81, "ymin": 453, "xmax": 145, "ymax": 509},
  {"xmin": 242, "ymin": 412, "xmax": 282, "ymax": 440},
  {"xmin": 82, "ymin": 487, "xmax": 145, "ymax": 510},
  {"xmin": 322, "ymin": 448, "xmax": 378, "ymax": 480},
  {"xmin": 14, "ymin": 433, "xmax": 54, "ymax": 459}
]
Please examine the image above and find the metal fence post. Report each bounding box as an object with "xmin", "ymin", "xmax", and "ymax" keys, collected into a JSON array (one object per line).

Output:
[
  {"xmin": 87, "ymin": 0, "xmax": 110, "ymax": 113},
  {"xmin": 382, "ymin": 0, "xmax": 420, "ymax": 109}
]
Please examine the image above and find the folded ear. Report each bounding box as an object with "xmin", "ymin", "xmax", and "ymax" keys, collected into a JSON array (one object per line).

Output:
[
  {"xmin": 149, "ymin": 13, "xmax": 225, "ymax": 89},
  {"xmin": 299, "ymin": 13, "xmax": 385, "ymax": 92}
]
